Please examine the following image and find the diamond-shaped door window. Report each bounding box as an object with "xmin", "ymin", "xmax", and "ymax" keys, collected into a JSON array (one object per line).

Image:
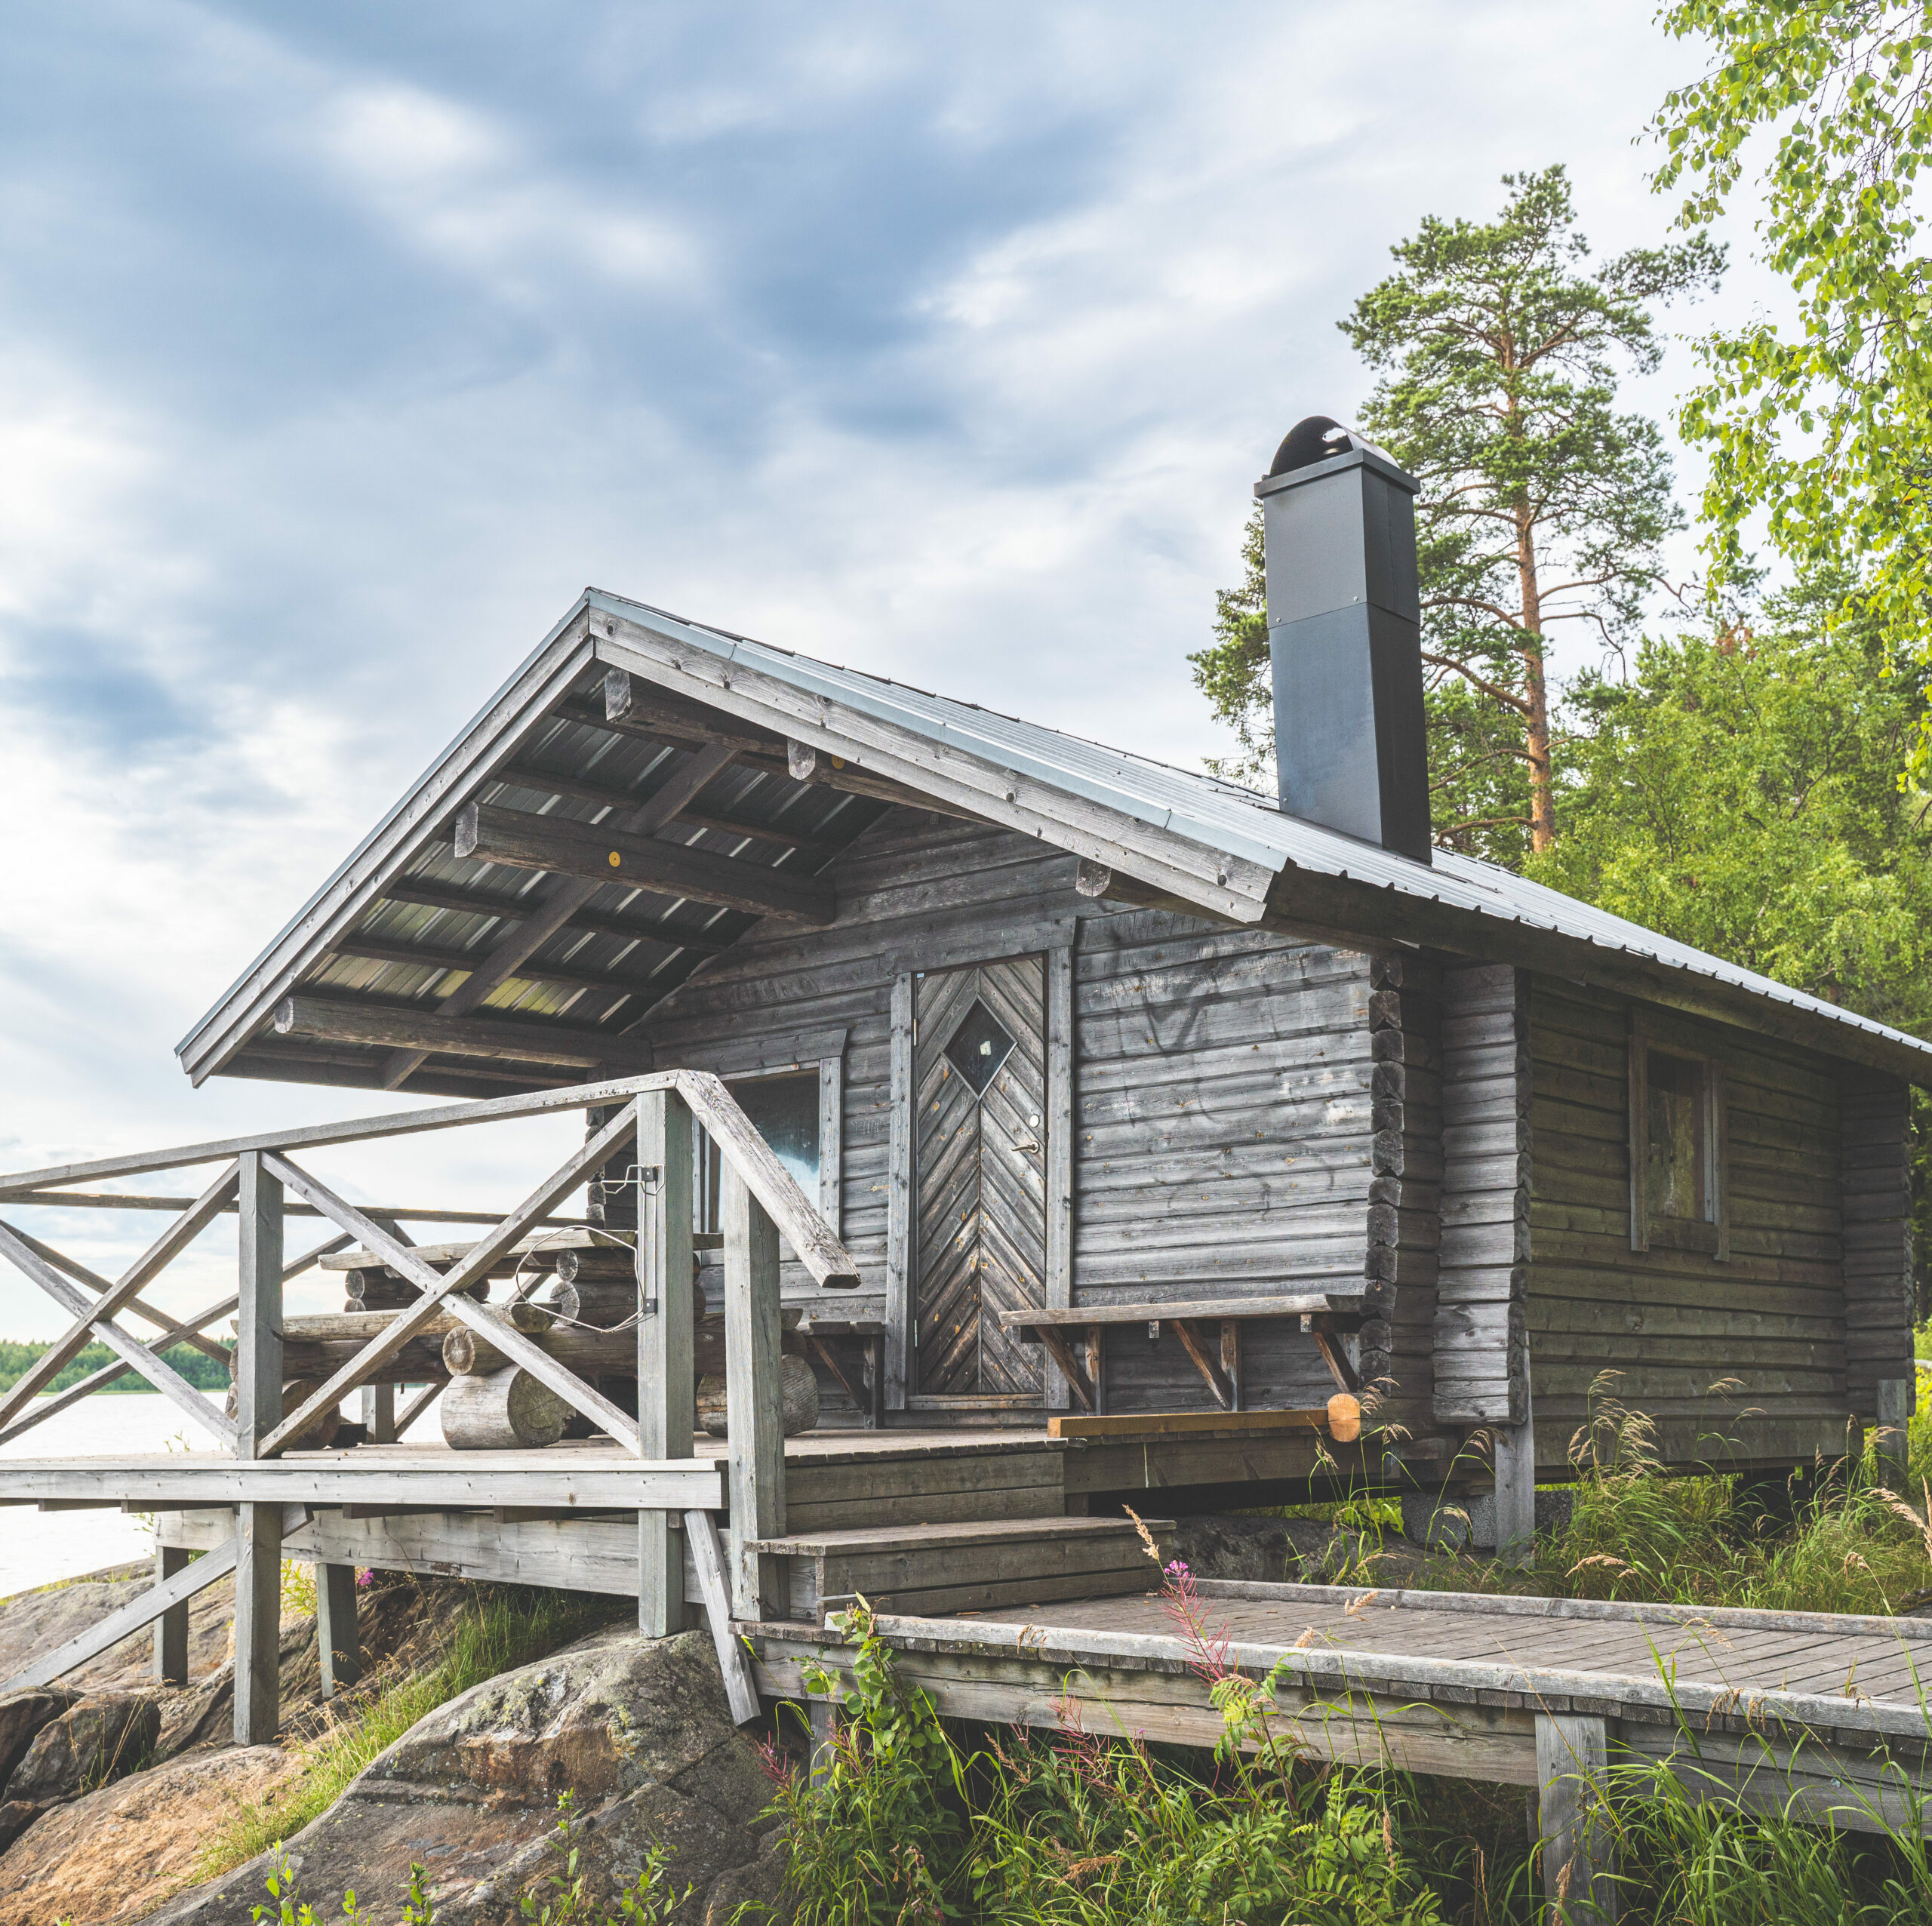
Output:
[{"xmin": 944, "ymin": 998, "xmax": 1015, "ymax": 1098}]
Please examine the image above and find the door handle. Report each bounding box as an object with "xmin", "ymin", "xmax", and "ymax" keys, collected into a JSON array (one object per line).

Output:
[{"xmin": 1010, "ymin": 1135, "xmax": 1041, "ymax": 1155}]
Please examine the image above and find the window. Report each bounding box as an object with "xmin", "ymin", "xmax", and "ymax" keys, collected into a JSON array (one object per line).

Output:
[
  {"xmin": 697, "ymin": 1070, "xmax": 826, "ymax": 1235},
  {"xmin": 1628, "ymin": 1025, "xmax": 1727, "ymax": 1257}
]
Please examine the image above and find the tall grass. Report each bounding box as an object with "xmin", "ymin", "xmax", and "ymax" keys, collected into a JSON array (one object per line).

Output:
[{"xmin": 202, "ymin": 1583, "xmax": 607, "ymax": 1878}]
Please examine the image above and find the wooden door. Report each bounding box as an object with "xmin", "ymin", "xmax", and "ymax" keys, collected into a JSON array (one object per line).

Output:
[{"xmin": 913, "ymin": 955, "xmax": 1048, "ymax": 1399}]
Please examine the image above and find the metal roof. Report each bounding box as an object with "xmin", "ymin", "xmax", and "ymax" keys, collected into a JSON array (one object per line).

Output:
[
  {"xmin": 178, "ymin": 586, "xmax": 1932, "ymax": 1088},
  {"xmin": 586, "ymin": 589, "xmax": 1932, "ymax": 1075}
]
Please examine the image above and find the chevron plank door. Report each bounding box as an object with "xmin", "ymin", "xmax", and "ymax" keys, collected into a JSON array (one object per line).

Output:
[{"xmin": 912, "ymin": 955, "xmax": 1048, "ymax": 1401}]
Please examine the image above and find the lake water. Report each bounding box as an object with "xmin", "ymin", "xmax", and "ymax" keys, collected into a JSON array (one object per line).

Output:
[{"xmin": 0, "ymin": 1390, "xmax": 455, "ymax": 1600}]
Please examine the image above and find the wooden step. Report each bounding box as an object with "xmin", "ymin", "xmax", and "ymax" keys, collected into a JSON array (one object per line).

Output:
[{"xmin": 752, "ymin": 1514, "xmax": 1174, "ymax": 1623}]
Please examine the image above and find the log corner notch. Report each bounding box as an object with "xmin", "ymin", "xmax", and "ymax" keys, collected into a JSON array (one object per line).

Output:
[{"xmin": 453, "ymin": 801, "xmax": 835, "ymax": 926}]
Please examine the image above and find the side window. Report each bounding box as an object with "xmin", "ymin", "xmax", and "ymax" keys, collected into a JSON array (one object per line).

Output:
[
  {"xmin": 694, "ymin": 1070, "xmax": 822, "ymax": 1235},
  {"xmin": 1629, "ymin": 1028, "xmax": 1727, "ymax": 1257},
  {"xmin": 1644, "ymin": 1050, "xmax": 1707, "ymax": 1223}
]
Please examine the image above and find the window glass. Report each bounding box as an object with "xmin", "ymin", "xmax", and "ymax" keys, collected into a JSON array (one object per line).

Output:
[
  {"xmin": 1644, "ymin": 1050, "xmax": 1706, "ymax": 1222},
  {"xmin": 696, "ymin": 1071, "xmax": 820, "ymax": 1232}
]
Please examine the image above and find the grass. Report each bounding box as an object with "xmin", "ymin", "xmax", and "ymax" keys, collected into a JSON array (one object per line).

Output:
[
  {"xmin": 749, "ymin": 1379, "xmax": 1932, "ymax": 1925},
  {"xmin": 202, "ymin": 1581, "xmax": 608, "ymax": 1879}
]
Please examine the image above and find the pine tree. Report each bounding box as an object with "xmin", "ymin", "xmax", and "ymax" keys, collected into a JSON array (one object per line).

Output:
[{"xmin": 1192, "ymin": 168, "xmax": 1720, "ymax": 863}]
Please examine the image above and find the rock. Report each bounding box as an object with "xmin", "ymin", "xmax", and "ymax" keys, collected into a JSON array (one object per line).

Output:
[
  {"xmin": 0, "ymin": 1691, "xmax": 78, "ymax": 1792},
  {"xmin": 7, "ymin": 1693, "xmax": 161, "ymax": 1804},
  {"xmin": 0, "ymin": 1805, "xmax": 39, "ymax": 1855},
  {"xmin": 149, "ymin": 1629, "xmax": 790, "ymax": 1924},
  {"xmin": 0, "ymin": 1745, "xmax": 297, "ymax": 1926},
  {"xmin": 1163, "ymin": 1515, "xmax": 1363, "ymax": 1584}
]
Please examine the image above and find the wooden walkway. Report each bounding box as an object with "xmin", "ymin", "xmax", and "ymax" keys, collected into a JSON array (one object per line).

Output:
[{"xmin": 753, "ymin": 1577, "xmax": 1932, "ymax": 1917}]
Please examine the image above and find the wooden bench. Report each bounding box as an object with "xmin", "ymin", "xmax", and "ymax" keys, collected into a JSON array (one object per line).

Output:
[{"xmin": 998, "ymin": 1294, "xmax": 1366, "ymax": 1414}]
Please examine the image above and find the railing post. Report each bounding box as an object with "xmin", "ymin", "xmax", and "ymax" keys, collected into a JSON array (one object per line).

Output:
[
  {"xmin": 637, "ymin": 1089, "xmax": 695, "ymax": 1637},
  {"xmin": 233, "ymin": 1150, "xmax": 285, "ymax": 1745},
  {"xmin": 721, "ymin": 1165, "xmax": 784, "ymax": 1619},
  {"xmin": 361, "ymin": 1383, "xmax": 396, "ymax": 1443}
]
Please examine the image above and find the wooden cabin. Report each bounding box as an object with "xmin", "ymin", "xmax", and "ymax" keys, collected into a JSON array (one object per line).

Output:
[{"xmin": 156, "ymin": 417, "xmax": 1927, "ymax": 1548}]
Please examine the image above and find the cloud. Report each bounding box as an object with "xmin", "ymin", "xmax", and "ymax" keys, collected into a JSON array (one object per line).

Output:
[{"xmin": 0, "ymin": 0, "xmax": 1758, "ymax": 1337}]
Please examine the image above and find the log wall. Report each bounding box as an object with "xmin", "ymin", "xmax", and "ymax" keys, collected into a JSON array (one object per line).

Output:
[
  {"xmin": 1526, "ymin": 976, "xmax": 1854, "ymax": 1469},
  {"xmin": 641, "ymin": 808, "xmax": 1391, "ymax": 1426}
]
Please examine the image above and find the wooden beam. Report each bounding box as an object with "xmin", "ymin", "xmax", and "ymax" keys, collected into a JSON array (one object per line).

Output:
[
  {"xmin": 273, "ymin": 994, "xmax": 654, "ymax": 1071},
  {"xmin": 595, "ymin": 675, "xmax": 789, "ymax": 758},
  {"xmin": 260, "ymin": 1129, "xmax": 645, "ymax": 1455},
  {"xmin": 381, "ymin": 878, "xmax": 733, "ymax": 955},
  {"xmin": 0, "ymin": 1220, "xmax": 239, "ymax": 1444},
  {"xmin": 686, "ymin": 1508, "xmax": 761, "ymax": 1721},
  {"xmin": 638, "ymin": 1090, "xmax": 694, "ymax": 1638},
  {"xmin": 455, "ymin": 802, "xmax": 835, "ymax": 925},
  {"xmin": 500, "ymin": 763, "xmax": 838, "ymax": 860},
  {"xmin": 784, "ymin": 740, "xmax": 969, "ymax": 814},
  {"xmin": 1173, "ymin": 1318, "xmax": 1235, "ymax": 1410},
  {"xmin": 0, "ymin": 1533, "xmax": 244, "ymax": 1695},
  {"xmin": 1049, "ymin": 1405, "xmax": 1357, "ymax": 1441},
  {"xmin": 722, "ymin": 1166, "xmax": 786, "ymax": 1618},
  {"xmin": 335, "ymin": 937, "xmax": 666, "ymax": 1000},
  {"xmin": 380, "ymin": 742, "xmax": 738, "ymax": 1090},
  {"xmin": 0, "ymin": 1163, "xmax": 238, "ymax": 1426}
]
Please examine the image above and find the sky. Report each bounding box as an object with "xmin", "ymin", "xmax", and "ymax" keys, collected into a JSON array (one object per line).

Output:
[{"xmin": 0, "ymin": 0, "xmax": 1780, "ymax": 1349}]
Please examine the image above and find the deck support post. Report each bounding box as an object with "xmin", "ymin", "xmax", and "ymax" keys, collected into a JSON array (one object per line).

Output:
[
  {"xmin": 808, "ymin": 1695, "xmax": 841, "ymax": 1789},
  {"xmin": 152, "ymin": 1545, "xmax": 190, "ymax": 1685},
  {"xmin": 1494, "ymin": 1410, "xmax": 1537, "ymax": 1571},
  {"xmin": 638, "ymin": 1089, "xmax": 695, "ymax": 1637},
  {"xmin": 316, "ymin": 1563, "xmax": 361, "ymax": 1697},
  {"xmin": 1536, "ymin": 1711, "xmax": 1616, "ymax": 1923},
  {"xmin": 1875, "ymin": 1377, "xmax": 1912, "ymax": 1488},
  {"xmin": 234, "ymin": 1152, "xmax": 285, "ymax": 1745},
  {"xmin": 722, "ymin": 1166, "xmax": 785, "ymax": 1620},
  {"xmin": 361, "ymin": 1384, "xmax": 396, "ymax": 1444}
]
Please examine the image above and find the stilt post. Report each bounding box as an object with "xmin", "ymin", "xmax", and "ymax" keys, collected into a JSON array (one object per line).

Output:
[
  {"xmin": 638, "ymin": 1088, "xmax": 695, "ymax": 1637},
  {"xmin": 233, "ymin": 1150, "xmax": 285, "ymax": 1746},
  {"xmin": 316, "ymin": 1563, "xmax": 361, "ymax": 1698},
  {"xmin": 1494, "ymin": 1408, "xmax": 1537, "ymax": 1570},
  {"xmin": 152, "ymin": 1544, "xmax": 190, "ymax": 1685},
  {"xmin": 1536, "ymin": 1710, "xmax": 1617, "ymax": 1922}
]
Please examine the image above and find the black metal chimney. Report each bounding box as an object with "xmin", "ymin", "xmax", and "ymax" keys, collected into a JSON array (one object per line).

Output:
[{"xmin": 1255, "ymin": 416, "xmax": 1431, "ymax": 864}]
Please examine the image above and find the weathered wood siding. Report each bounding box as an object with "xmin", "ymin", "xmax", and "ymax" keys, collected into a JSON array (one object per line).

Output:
[
  {"xmin": 641, "ymin": 808, "xmax": 1393, "ymax": 1425},
  {"xmin": 1526, "ymin": 977, "xmax": 1850, "ymax": 1466},
  {"xmin": 1839, "ymin": 1067, "xmax": 1915, "ymax": 1412},
  {"xmin": 1434, "ymin": 965, "xmax": 1531, "ymax": 1426}
]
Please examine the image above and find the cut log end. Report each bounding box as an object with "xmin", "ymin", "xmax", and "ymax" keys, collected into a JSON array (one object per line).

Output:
[
  {"xmin": 441, "ymin": 1367, "xmax": 569, "ymax": 1449},
  {"xmin": 1327, "ymin": 1393, "xmax": 1363, "ymax": 1444},
  {"xmin": 697, "ymin": 1355, "xmax": 821, "ymax": 1438}
]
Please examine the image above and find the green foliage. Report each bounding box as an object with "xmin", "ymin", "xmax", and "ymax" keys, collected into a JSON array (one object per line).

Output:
[
  {"xmin": 518, "ymin": 1792, "xmax": 687, "ymax": 1926},
  {"xmin": 763, "ymin": 1598, "xmax": 1446, "ymax": 1925},
  {"xmin": 1532, "ymin": 578, "xmax": 1932, "ymax": 1035},
  {"xmin": 1191, "ymin": 168, "xmax": 1717, "ymax": 860},
  {"xmin": 1654, "ymin": 2, "xmax": 1932, "ymax": 761},
  {"xmin": 250, "ymin": 1858, "xmax": 369, "ymax": 1922},
  {"xmin": 206, "ymin": 1586, "xmax": 608, "ymax": 1879},
  {"xmin": 0, "ymin": 1337, "xmax": 229, "ymax": 1395}
]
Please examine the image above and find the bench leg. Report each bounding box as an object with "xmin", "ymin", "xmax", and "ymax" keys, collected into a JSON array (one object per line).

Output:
[
  {"xmin": 152, "ymin": 1545, "xmax": 190, "ymax": 1685},
  {"xmin": 1537, "ymin": 1712, "xmax": 1616, "ymax": 1922},
  {"xmin": 317, "ymin": 1562, "xmax": 361, "ymax": 1699}
]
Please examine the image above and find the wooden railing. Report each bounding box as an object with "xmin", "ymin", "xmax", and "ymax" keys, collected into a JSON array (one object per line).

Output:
[{"xmin": 0, "ymin": 1072, "xmax": 862, "ymax": 1729}]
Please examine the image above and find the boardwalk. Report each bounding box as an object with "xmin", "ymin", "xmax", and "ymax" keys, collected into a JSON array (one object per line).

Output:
[{"xmin": 754, "ymin": 1577, "xmax": 1932, "ymax": 1918}]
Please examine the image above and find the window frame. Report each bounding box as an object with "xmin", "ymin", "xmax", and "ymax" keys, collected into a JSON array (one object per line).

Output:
[
  {"xmin": 681, "ymin": 1026, "xmax": 847, "ymax": 1240},
  {"xmin": 1627, "ymin": 1014, "xmax": 1729, "ymax": 1260}
]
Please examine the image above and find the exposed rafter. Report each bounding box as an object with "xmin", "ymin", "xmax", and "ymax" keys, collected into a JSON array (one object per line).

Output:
[
  {"xmin": 498, "ymin": 761, "xmax": 840, "ymax": 858},
  {"xmin": 332, "ymin": 937, "xmax": 667, "ymax": 1000},
  {"xmin": 374, "ymin": 740, "xmax": 738, "ymax": 1089},
  {"xmin": 274, "ymin": 995, "xmax": 654, "ymax": 1072},
  {"xmin": 454, "ymin": 803, "xmax": 837, "ymax": 925},
  {"xmin": 379, "ymin": 878, "xmax": 733, "ymax": 955}
]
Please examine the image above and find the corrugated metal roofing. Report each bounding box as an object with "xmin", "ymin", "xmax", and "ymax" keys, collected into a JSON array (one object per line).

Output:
[
  {"xmin": 178, "ymin": 585, "xmax": 1932, "ymax": 1083},
  {"xmin": 587, "ymin": 589, "xmax": 1932, "ymax": 1072}
]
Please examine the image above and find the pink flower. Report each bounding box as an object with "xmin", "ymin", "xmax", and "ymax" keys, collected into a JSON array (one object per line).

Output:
[{"xmin": 355, "ymin": 1569, "xmax": 374, "ymax": 1589}]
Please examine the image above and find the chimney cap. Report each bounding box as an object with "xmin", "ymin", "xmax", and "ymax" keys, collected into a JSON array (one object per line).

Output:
[{"xmin": 1268, "ymin": 414, "xmax": 1392, "ymax": 477}]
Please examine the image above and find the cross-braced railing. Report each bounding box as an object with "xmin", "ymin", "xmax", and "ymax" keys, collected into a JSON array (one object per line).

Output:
[{"xmin": 0, "ymin": 1072, "xmax": 860, "ymax": 1734}]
